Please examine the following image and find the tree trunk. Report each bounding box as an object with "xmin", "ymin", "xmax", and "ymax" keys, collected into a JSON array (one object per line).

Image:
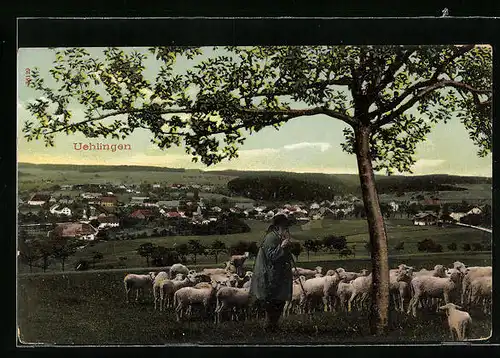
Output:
[
  {"xmin": 354, "ymin": 125, "xmax": 390, "ymax": 336},
  {"xmin": 62, "ymin": 259, "xmax": 65, "ymax": 272}
]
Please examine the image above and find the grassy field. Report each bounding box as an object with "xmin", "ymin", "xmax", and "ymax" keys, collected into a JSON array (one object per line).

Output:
[
  {"xmin": 17, "ymin": 252, "xmax": 492, "ymax": 345},
  {"xmin": 18, "ymin": 218, "xmax": 491, "ymax": 274}
]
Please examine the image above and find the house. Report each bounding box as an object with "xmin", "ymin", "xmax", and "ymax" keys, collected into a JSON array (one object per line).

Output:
[
  {"xmin": 153, "ymin": 184, "xmax": 161, "ymax": 189},
  {"xmin": 49, "ymin": 204, "xmax": 72, "ymax": 216},
  {"xmin": 99, "ymin": 196, "xmax": 118, "ymax": 207},
  {"xmin": 211, "ymin": 206, "xmax": 222, "ymax": 213},
  {"xmin": 27, "ymin": 193, "xmax": 51, "ymax": 206},
  {"xmin": 59, "ymin": 196, "xmax": 74, "ymax": 205},
  {"xmin": 467, "ymin": 207, "xmax": 483, "ymax": 215},
  {"xmin": 143, "ymin": 199, "xmax": 159, "ymax": 208},
  {"xmin": 412, "ymin": 212, "xmax": 439, "ymax": 226},
  {"xmin": 97, "ymin": 215, "xmax": 120, "ymax": 229},
  {"xmin": 157, "ymin": 200, "xmax": 180, "ymax": 209},
  {"xmin": 131, "ymin": 196, "xmax": 149, "ymax": 205},
  {"xmin": 388, "ymin": 201, "xmax": 400, "ymax": 212},
  {"xmin": 449, "ymin": 212, "xmax": 468, "ymax": 222},
  {"xmin": 53, "ymin": 222, "xmax": 98, "ymax": 241},
  {"xmin": 60, "ymin": 184, "xmax": 73, "ymax": 190},
  {"xmin": 424, "ymin": 197, "xmax": 441, "ymax": 206},
  {"xmin": 49, "ymin": 196, "xmax": 57, "ymax": 204},
  {"xmin": 310, "ymin": 202, "xmax": 320, "ymax": 210},
  {"xmin": 81, "ymin": 192, "xmax": 102, "ymax": 199},
  {"xmin": 129, "ymin": 209, "xmax": 156, "ymax": 220}
]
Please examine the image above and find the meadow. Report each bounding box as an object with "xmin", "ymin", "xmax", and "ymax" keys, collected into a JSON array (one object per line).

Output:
[
  {"xmin": 17, "ymin": 252, "xmax": 492, "ymax": 345},
  {"xmin": 17, "ymin": 218, "xmax": 491, "ymax": 274}
]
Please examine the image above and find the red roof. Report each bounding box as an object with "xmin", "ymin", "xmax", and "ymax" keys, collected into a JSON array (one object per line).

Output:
[
  {"xmin": 166, "ymin": 211, "xmax": 181, "ymax": 218},
  {"xmin": 100, "ymin": 196, "xmax": 118, "ymax": 203},
  {"xmin": 130, "ymin": 209, "xmax": 155, "ymax": 218},
  {"xmin": 54, "ymin": 222, "xmax": 97, "ymax": 237},
  {"xmin": 98, "ymin": 215, "xmax": 119, "ymax": 223}
]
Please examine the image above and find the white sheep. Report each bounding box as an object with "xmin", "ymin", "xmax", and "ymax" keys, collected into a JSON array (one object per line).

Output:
[
  {"xmin": 336, "ymin": 281, "xmax": 354, "ymax": 312},
  {"xmin": 347, "ymin": 273, "xmax": 372, "ymax": 312},
  {"xmin": 407, "ymin": 269, "xmax": 463, "ymax": 317},
  {"xmin": 123, "ymin": 272, "xmax": 156, "ymax": 303},
  {"xmin": 337, "ymin": 268, "xmax": 368, "ymax": 282},
  {"xmin": 214, "ymin": 286, "xmax": 251, "ymax": 324},
  {"xmin": 299, "ymin": 273, "xmax": 340, "ymax": 314},
  {"xmin": 389, "ymin": 268, "xmax": 413, "ymax": 313},
  {"xmin": 284, "ymin": 278, "xmax": 306, "ymax": 316},
  {"xmin": 460, "ymin": 266, "xmax": 492, "ymax": 305},
  {"xmin": 159, "ymin": 275, "xmax": 197, "ymax": 310},
  {"xmin": 202, "ymin": 267, "xmax": 230, "ymax": 275},
  {"xmin": 152, "ymin": 271, "xmax": 170, "ymax": 310},
  {"xmin": 292, "ymin": 266, "xmax": 323, "ymax": 279},
  {"xmin": 468, "ymin": 276, "xmax": 492, "ymax": 314},
  {"xmin": 169, "ymin": 263, "xmax": 190, "ymax": 279},
  {"xmin": 438, "ymin": 303, "xmax": 472, "ymax": 341},
  {"xmin": 174, "ymin": 282, "xmax": 218, "ymax": 322}
]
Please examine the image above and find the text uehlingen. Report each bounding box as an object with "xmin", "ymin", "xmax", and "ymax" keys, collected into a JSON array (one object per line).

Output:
[{"xmin": 73, "ymin": 143, "xmax": 132, "ymax": 152}]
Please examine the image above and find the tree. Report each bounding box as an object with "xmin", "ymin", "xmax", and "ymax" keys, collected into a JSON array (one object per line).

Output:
[
  {"xmin": 289, "ymin": 242, "xmax": 303, "ymax": 261},
  {"xmin": 18, "ymin": 238, "xmax": 41, "ymax": 273},
  {"xmin": 210, "ymin": 240, "xmax": 227, "ymax": 264},
  {"xmin": 322, "ymin": 235, "xmax": 347, "ymax": 253},
  {"xmin": 462, "ymin": 243, "xmax": 472, "ymax": 252},
  {"xmin": 136, "ymin": 242, "xmax": 155, "ymax": 266},
  {"xmin": 175, "ymin": 243, "xmax": 190, "ymax": 262},
  {"xmin": 303, "ymin": 239, "xmax": 316, "ymax": 261},
  {"xmin": 447, "ymin": 242, "xmax": 457, "ymax": 251},
  {"xmin": 91, "ymin": 251, "xmax": 104, "ymax": 269},
  {"xmin": 51, "ymin": 237, "xmax": 77, "ymax": 271},
  {"xmin": 188, "ymin": 239, "xmax": 206, "ymax": 264},
  {"xmin": 23, "ymin": 45, "xmax": 492, "ymax": 335}
]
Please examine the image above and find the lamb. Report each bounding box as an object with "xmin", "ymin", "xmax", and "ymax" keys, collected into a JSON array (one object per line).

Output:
[
  {"xmin": 438, "ymin": 303, "xmax": 472, "ymax": 341},
  {"xmin": 299, "ymin": 273, "xmax": 340, "ymax": 314},
  {"xmin": 214, "ymin": 286, "xmax": 251, "ymax": 324},
  {"xmin": 347, "ymin": 273, "xmax": 372, "ymax": 312},
  {"xmin": 407, "ymin": 269, "xmax": 463, "ymax": 317},
  {"xmin": 337, "ymin": 268, "xmax": 369, "ymax": 282},
  {"xmin": 292, "ymin": 266, "xmax": 323, "ymax": 279},
  {"xmin": 123, "ymin": 272, "xmax": 156, "ymax": 303},
  {"xmin": 174, "ymin": 282, "xmax": 218, "ymax": 322},
  {"xmin": 229, "ymin": 252, "xmax": 249, "ymax": 277},
  {"xmin": 468, "ymin": 276, "xmax": 492, "ymax": 314},
  {"xmin": 169, "ymin": 263, "xmax": 189, "ymax": 279},
  {"xmin": 202, "ymin": 267, "xmax": 230, "ymax": 275}
]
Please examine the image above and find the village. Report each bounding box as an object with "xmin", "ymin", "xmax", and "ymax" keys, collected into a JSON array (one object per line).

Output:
[{"xmin": 18, "ymin": 180, "xmax": 491, "ymax": 244}]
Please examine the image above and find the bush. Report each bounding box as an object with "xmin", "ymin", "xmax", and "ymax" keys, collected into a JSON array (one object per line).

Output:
[
  {"xmin": 447, "ymin": 242, "xmax": 457, "ymax": 251},
  {"xmin": 394, "ymin": 242, "xmax": 405, "ymax": 251},
  {"xmin": 471, "ymin": 242, "xmax": 483, "ymax": 251},
  {"xmin": 462, "ymin": 243, "xmax": 471, "ymax": 251},
  {"xmin": 417, "ymin": 239, "xmax": 442, "ymax": 253}
]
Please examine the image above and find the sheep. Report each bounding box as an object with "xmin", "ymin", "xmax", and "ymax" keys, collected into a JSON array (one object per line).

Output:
[
  {"xmin": 169, "ymin": 263, "xmax": 189, "ymax": 279},
  {"xmin": 229, "ymin": 252, "xmax": 249, "ymax": 277},
  {"xmin": 159, "ymin": 275, "xmax": 198, "ymax": 310},
  {"xmin": 299, "ymin": 273, "xmax": 340, "ymax": 314},
  {"xmin": 409, "ymin": 265, "xmax": 448, "ymax": 309},
  {"xmin": 389, "ymin": 268, "xmax": 413, "ymax": 313},
  {"xmin": 174, "ymin": 282, "xmax": 218, "ymax": 322},
  {"xmin": 283, "ymin": 277, "xmax": 306, "ymax": 316},
  {"xmin": 336, "ymin": 281, "xmax": 354, "ymax": 312},
  {"xmin": 347, "ymin": 273, "xmax": 372, "ymax": 312},
  {"xmin": 123, "ymin": 272, "xmax": 156, "ymax": 303},
  {"xmin": 292, "ymin": 266, "xmax": 323, "ymax": 279},
  {"xmin": 438, "ymin": 303, "xmax": 472, "ymax": 341},
  {"xmin": 152, "ymin": 271, "xmax": 170, "ymax": 310},
  {"xmin": 407, "ymin": 269, "xmax": 463, "ymax": 317},
  {"xmin": 337, "ymin": 268, "xmax": 369, "ymax": 282},
  {"xmin": 325, "ymin": 269, "xmax": 336, "ymax": 276},
  {"xmin": 202, "ymin": 267, "xmax": 230, "ymax": 275},
  {"xmin": 214, "ymin": 286, "xmax": 251, "ymax": 324},
  {"xmin": 468, "ymin": 276, "xmax": 492, "ymax": 314},
  {"xmin": 460, "ymin": 266, "xmax": 492, "ymax": 305}
]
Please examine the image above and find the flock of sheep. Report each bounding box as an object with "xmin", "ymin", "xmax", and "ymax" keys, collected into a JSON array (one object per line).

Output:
[{"xmin": 123, "ymin": 254, "xmax": 491, "ymax": 341}]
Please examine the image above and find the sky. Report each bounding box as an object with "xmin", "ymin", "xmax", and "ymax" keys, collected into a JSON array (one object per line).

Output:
[{"xmin": 17, "ymin": 47, "xmax": 492, "ymax": 177}]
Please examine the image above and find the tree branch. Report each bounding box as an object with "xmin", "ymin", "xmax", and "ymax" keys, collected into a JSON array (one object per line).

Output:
[{"xmin": 374, "ymin": 79, "xmax": 491, "ymax": 128}]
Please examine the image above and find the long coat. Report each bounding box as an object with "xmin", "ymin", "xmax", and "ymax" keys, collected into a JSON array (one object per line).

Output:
[{"xmin": 250, "ymin": 230, "xmax": 293, "ymax": 302}]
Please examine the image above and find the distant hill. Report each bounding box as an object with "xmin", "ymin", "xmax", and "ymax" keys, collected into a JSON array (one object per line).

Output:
[{"xmin": 18, "ymin": 163, "xmax": 491, "ymax": 197}]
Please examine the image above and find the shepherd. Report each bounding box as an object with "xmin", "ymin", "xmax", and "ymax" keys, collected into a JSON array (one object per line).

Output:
[{"xmin": 250, "ymin": 213, "xmax": 294, "ymax": 332}]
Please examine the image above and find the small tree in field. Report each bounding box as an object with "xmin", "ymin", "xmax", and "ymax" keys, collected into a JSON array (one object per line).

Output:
[
  {"xmin": 394, "ymin": 242, "xmax": 405, "ymax": 252},
  {"xmin": 462, "ymin": 243, "xmax": 472, "ymax": 252},
  {"xmin": 137, "ymin": 242, "xmax": 155, "ymax": 266},
  {"xmin": 209, "ymin": 240, "xmax": 227, "ymax": 264},
  {"xmin": 23, "ymin": 45, "xmax": 492, "ymax": 335},
  {"xmin": 447, "ymin": 242, "xmax": 457, "ymax": 251},
  {"xmin": 188, "ymin": 239, "xmax": 206, "ymax": 264},
  {"xmin": 19, "ymin": 239, "xmax": 41, "ymax": 273},
  {"xmin": 51, "ymin": 237, "xmax": 77, "ymax": 272},
  {"xmin": 91, "ymin": 251, "xmax": 104, "ymax": 269},
  {"xmin": 304, "ymin": 239, "xmax": 315, "ymax": 261}
]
